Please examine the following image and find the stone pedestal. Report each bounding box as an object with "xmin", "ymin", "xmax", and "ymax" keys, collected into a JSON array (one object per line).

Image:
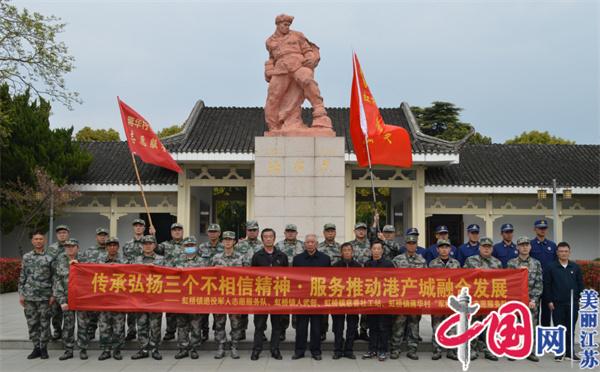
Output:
[{"xmin": 254, "ymin": 136, "xmax": 346, "ymax": 241}]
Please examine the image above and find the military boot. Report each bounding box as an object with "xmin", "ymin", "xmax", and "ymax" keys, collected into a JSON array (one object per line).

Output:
[
  {"xmin": 214, "ymin": 344, "xmax": 225, "ymax": 359},
  {"xmin": 98, "ymin": 350, "xmax": 111, "ymax": 361}
]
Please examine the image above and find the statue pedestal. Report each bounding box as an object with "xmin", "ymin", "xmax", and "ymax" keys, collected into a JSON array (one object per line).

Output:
[
  {"xmin": 254, "ymin": 136, "xmax": 346, "ymax": 241},
  {"xmin": 263, "ymin": 127, "xmax": 335, "ymax": 137}
]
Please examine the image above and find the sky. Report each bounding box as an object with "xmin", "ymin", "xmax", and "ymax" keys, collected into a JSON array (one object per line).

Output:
[{"xmin": 13, "ymin": 0, "xmax": 600, "ymax": 144}]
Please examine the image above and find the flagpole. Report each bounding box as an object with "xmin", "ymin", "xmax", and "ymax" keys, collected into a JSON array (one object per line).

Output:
[
  {"xmin": 130, "ymin": 152, "xmax": 155, "ymax": 233},
  {"xmin": 353, "ymin": 53, "xmax": 379, "ymax": 228}
]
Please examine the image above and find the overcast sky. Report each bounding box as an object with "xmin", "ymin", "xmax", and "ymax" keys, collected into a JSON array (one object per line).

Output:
[{"xmin": 14, "ymin": 0, "xmax": 599, "ymax": 144}]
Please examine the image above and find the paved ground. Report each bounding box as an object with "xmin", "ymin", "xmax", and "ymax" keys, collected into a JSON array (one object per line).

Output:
[{"xmin": 0, "ymin": 292, "xmax": 579, "ymax": 371}]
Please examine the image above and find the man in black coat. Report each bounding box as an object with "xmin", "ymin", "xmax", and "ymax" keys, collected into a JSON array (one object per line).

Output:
[
  {"xmin": 331, "ymin": 242, "xmax": 361, "ymax": 360},
  {"xmin": 292, "ymin": 233, "xmax": 331, "ymax": 360},
  {"xmin": 250, "ymin": 228, "xmax": 289, "ymax": 361},
  {"xmin": 543, "ymin": 241, "xmax": 584, "ymax": 362}
]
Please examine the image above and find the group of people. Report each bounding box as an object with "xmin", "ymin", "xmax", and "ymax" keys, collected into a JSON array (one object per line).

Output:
[{"xmin": 18, "ymin": 217, "xmax": 585, "ymax": 363}]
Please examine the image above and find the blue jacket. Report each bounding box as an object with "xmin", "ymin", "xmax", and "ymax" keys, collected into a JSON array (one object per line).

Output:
[
  {"xmin": 530, "ymin": 238, "xmax": 557, "ymax": 271},
  {"xmin": 493, "ymin": 241, "xmax": 518, "ymax": 268},
  {"xmin": 457, "ymin": 242, "xmax": 480, "ymax": 266},
  {"xmin": 543, "ymin": 260, "xmax": 584, "ymax": 304},
  {"xmin": 424, "ymin": 244, "xmax": 457, "ymax": 264}
]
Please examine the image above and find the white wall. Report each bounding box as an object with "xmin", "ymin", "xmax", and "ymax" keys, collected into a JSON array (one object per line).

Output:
[{"xmin": 563, "ymin": 216, "xmax": 600, "ymax": 260}]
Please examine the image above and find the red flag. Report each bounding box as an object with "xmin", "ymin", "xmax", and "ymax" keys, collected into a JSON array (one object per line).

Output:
[
  {"xmin": 350, "ymin": 53, "xmax": 412, "ymax": 168},
  {"xmin": 117, "ymin": 98, "xmax": 182, "ymax": 173}
]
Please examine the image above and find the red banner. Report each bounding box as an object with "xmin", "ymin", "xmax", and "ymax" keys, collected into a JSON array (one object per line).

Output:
[
  {"xmin": 68, "ymin": 264, "xmax": 528, "ymax": 315},
  {"xmin": 117, "ymin": 97, "xmax": 183, "ymax": 173}
]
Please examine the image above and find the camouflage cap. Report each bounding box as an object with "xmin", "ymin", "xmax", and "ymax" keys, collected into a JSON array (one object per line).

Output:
[
  {"xmin": 222, "ymin": 231, "xmax": 236, "ymax": 240},
  {"xmin": 106, "ymin": 237, "xmax": 120, "ymax": 245},
  {"xmin": 285, "ymin": 224, "xmax": 297, "ymax": 231},
  {"xmin": 141, "ymin": 235, "xmax": 156, "ymax": 244},
  {"xmin": 516, "ymin": 236, "xmax": 531, "ymax": 245},
  {"xmin": 382, "ymin": 225, "xmax": 395, "ymax": 233},
  {"xmin": 55, "ymin": 224, "xmax": 70, "ymax": 232},
  {"xmin": 354, "ymin": 222, "xmax": 367, "ymax": 230},
  {"xmin": 437, "ymin": 239, "xmax": 451, "ymax": 247},
  {"xmin": 132, "ymin": 218, "xmax": 146, "ymax": 226},
  {"xmin": 323, "ymin": 223, "xmax": 336, "ymax": 230},
  {"xmin": 207, "ymin": 223, "xmax": 221, "ymax": 232},
  {"xmin": 95, "ymin": 227, "xmax": 109, "ymax": 235},
  {"xmin": 479, "ymin": 237, "xmax": 494, "ymax": 246},
  {"xmin": 246, "ymin": 220, "xmax": 259, "ymax": 230},
  {"xmin": 182, "ymin": 236, "xmax": 198, "ymax": 245},
  {"xmin": 405, "ymin": 235, "xmax": 418, "ymax": 243},
  {"xmin": 64, "ymin": 238, "xmax": 79, "ymax": 246},
  {"xmin": 170, "ymin": 222, "xmax": 183, "ymax": 230}
]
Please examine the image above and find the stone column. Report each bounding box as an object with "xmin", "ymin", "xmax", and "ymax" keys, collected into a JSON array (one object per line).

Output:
[{"xmin": 254, "ymin": 137, "xmax": 346, "ymax": 241}]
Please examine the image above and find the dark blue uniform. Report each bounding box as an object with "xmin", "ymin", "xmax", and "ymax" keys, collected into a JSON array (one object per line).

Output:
[
  {"xmin": 292, "ymin": 250, "xmax": 331, "ymax": 358},
  {"xmin": 456, "ymin": 242, "xmax": 479, "ymax": 266},
  {"xmin": 492, "ymin": 241, "xmax": 518, "ymax": 268},
  {"xmin": 530, "ymin": 237, "xmax": 557, "ymax": 326},
  {"xmin": 424, "ymin": 244, "xmax": 457, "ymax": 265},
  {"xmin": 543, "ymin": 260, "xmax": 584, "ymax": 358}
]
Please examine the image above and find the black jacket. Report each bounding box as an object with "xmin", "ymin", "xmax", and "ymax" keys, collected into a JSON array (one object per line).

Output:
[
  {"xmin": 251, "ymin": 248, "xmax": 288, "ymax": 267},
  {"xmin": 332, "ymin": 258, "xmax": 362, "ymax": 268},
  {"xmin": 543, "ymin": 260, "xmax": 584, "ymax": 304},
  {"xmin": 293, "ymin": 250, "xmax": 331, "ymax": 267},
  {"xmin": 363, "ymin": 257, "xmax": 394, "ymax": 268}
]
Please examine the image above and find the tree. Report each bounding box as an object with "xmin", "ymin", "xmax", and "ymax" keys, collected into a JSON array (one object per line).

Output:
[
  {"xmin": 411, "ymin": 101, "xmax": 491, "ymax": 144},
  {"xmin": 75, "ymin": 126, "xmax": 120, "ymax": 141},
  {"xmin": 0, "ymin": 84, "xmax": 91, "ymax": 234},
  {"xmin": 505, "ymin": 130, "xmax": 575, "ymax": 145},
  {"xmin": 0, "ymin": 0, "xmax": 80, "ymax": 109},
  {"xmin": 157, "ymin": 124, "xmax": 183, "ymax": 138}
]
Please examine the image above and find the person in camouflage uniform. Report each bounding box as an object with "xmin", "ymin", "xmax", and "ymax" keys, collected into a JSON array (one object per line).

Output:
[
  {"xmin": 390, "ymin": 235, "xmax": 427, "ymax": 360},
  {"xmin": 172, "ymin": 236, "xmax": 210, "ymax": 360},
  {"xmin": 507, "ymin": 236, "xmax": 542, "ymax": 362},
  {"xmin": 155, "ymin": 222, "xmax": 185, "ymax": 341},
  {"xmin": 19, "ymin": 231, "xmax": 54, "ymax": 360},
  {"xmin": 53, "ymin": 239, "xmax": 91, "ymax": 360},
  {"xmin": 122, "ymin": 218, "xmax": 146, "ymax": 341},
  {"xmin": 463, "ymin": 237, "xmax": 502, "ymax": 361},
  {"xmin": 97, "ymin": 237, "xmax": 126, "ymax": 361},
  {"xmin": 47, "ymin": 224, "xmax": 70, "ymax": 340},
  {"xmin": 211, "ymin": 231, "xmax": 248, "ymax": 359},
  {"xmin": 234, "ymin": 220, "xmax": 263, "ymax": 339},
  {"xmin": 276, "ymin": 223, "xmax": 304, "ymax": 339},
  {"xmin": 81, "ymin": 227, "xmax": 109, "ymax": 341},
  {"xmin": 428, "ymin": 239, "xmax": 460, "ymax": 361},
  {"xmin": 197, "ymin": 223, "xmax": 224, "ymax": 341},
  {"xmin": 131, "ymin": 235, "xmax": 166, "ymax": 361},
  {"xmin": 350, "ymin": 222, "xmax": 371, "ymax": 341}
]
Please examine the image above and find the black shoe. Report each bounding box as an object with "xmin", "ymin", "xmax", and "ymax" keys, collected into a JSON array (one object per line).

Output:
[
  {"xmin": 344, "ymin": 352, "xmax": 356, "ymax": 359},
  {"xmin": 527, "ymin": 354, "xmax": 539, "ymax": 362},
  {"xmin": 40, "ymin": 346, "xmax": 49, "ymax": 359},
  {"xmin": 271, "ymin": 350, "xmax": 282, "ymax": 360},
  {"xmin": 432, "ymin": 351, "xmax": 442, "ymax": 360},
  {"xmin": 333, "ymin": 352, "xmax": 342, "ymax": 360},
  {"xmin": 131, "ymin": 349, "xmax": 149, "ymax": 360},
  {"xmin": 98, "ymin": 351, "xmax": 111, "ymax": 361},
  {"xmin": 163, "ymin": 333, "xmax": 175, "ymax": 341},
  {"xmin": 190, "ymin": 349, "xmax": 199, "ymax": 359},
  {"xmin": 251, "ymin": 350, "xmax": 260, "ymax": 361},
  {"xmin": 27, "ymin": 346, "xmax": 41, "ymax": 360},
  {"xmin": 566, "ymin": 354, "xmax": 581, "ymax": 361},
  {"xmin": 113, "ymin": 350, "xmax": 122, "ymax": 360},
  {"xmin": 79, "ymin": 349, "xmax": 88, "ymax": 360},
  {"xmin": 484, "ymin": 352, "xmax": 498, "ymax": 361},
  {"xmin": 312, "ymin": 354, "xmax": 322, "ymax": 361},
  {"xmin": 279, "ymin": 333, "xmax": 286, "ymax": 342},
  {"xmin": 407, "ymin": 351, "xmax": 419, "ymax": 360},
  {"xmin": 201, "ymin": 330, "xmax": 209, "ymax": 342},
  {"xmin": 291, "ymin": 353, "xmax": 304, "ymax": 360},
  {"xmin": 555, "ymin": 355, "xmax": 564, "ymax": 362},
  {"xmin": 507, "ymin": 357, "xmax": 515, "ymax": 361},
  {"xmin": 59, "ymin": 351, "xmax": 73, "ymax": 361},
  {"xmin": 125, "ymin": 333, "xmax": 136, "ymax": 341},
  {"xmin": 174, "ymin": 349, "xmax": 189, "ymax": 359},
  {"xmin": 151, "ymin": 349, "xmax": 162, "ymax": 360}
]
